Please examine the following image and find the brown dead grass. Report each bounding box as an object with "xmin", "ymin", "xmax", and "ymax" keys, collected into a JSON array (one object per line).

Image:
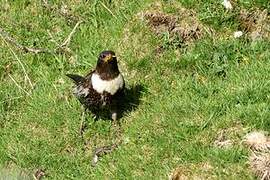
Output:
[
  {"xmin": 134, "ymin": 1, "xmax": 214, "ymax": 57},
  {"xmin": 169, "ymin": 162, "xmax": 214, "ymax": 180},
  {"xmin": 213, "ymin": 122, "xmax": 246, "ymax": 149},
  {"xmin": 249, "ymin": 152, "xmax": 270, "ymax": 180},
  {"xmin": 143, "ymin": 11, "xmax": 205, "ymax": 43},
  {"xmin": 26, "ymin": 123, "xmax": 50, "ymax": 138},
  {"xmin": 0, "ymin": 162, "xmax": 31, "ymax": 180},
  {"xmin": 139, "ymin": 3, "xmax": 212, "ymax": 50},
  {"xmin": 243, "ymin": 130, "xmax": 270, "ymax": 179},
  {"xmin": 214, "ymin": 130, "xmax": 233, "ymax": 149},
  {"xmin": 238, "ymin": 8, "xmax": 270, "ymax": 40},
  {"xmin": 169, "ymin": 167, "xmax": 188, "ymax": 180},
  {"xmin": 244, "ymin": 131, "xmax": 270, "ymax": 152}
]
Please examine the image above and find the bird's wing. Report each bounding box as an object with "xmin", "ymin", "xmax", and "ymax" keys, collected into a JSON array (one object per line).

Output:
[
  {"xmin": 78, "ymin": 70, "xmax": 103, "ymax": 107},
  {"xmin": 66, "ymin": 74, "xmax": 85, "ymax": 85}
]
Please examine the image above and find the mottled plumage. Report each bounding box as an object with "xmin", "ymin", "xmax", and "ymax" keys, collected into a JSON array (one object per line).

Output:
[{"xmin": 67, "ymin": 51, "xmax": 125, "ymax": 120}]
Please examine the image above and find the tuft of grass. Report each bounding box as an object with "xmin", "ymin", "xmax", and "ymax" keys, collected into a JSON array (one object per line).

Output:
[{"xmin": 0, "ymin": 0, "xmax": 269, "ymax": 178}]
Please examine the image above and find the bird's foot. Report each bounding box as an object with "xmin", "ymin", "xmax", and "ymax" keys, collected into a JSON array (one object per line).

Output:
[
  {"xmin": 92, "ymin": 114, "xmax": 98, "ymax": 122},
  {"xmin": 111, "ymin": 112, "xmax": 117, "ymax": 121}
]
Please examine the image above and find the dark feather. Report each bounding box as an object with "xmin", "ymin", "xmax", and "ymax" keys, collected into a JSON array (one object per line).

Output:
[{"xmin": 66, "ymin": 74, "xmax": 85, "ymax": 85}]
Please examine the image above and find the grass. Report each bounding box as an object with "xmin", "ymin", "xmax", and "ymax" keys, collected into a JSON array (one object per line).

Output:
[{"xmin": 0, "ymin": 0, "xmax": 269, "ymax": 179}]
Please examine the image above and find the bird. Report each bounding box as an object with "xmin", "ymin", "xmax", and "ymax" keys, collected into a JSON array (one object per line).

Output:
[{"xmin": 66, "ymin": 50, "xmax": 125, "ymax": 121}]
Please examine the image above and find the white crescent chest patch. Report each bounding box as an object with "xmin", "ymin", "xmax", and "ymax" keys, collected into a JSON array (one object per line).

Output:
[{"xmin": 91, "ymin": 73, "xmax": 124, "ymax": 95}]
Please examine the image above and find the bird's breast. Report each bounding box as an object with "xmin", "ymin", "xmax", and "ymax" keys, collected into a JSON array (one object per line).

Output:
[{"xmin": 91, "ymin": 73, "xmax": 124, "ymax": 95}]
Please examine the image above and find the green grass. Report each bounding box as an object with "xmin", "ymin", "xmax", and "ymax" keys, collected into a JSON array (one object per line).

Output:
[{"xmin": 0, "ymin": 0, "xmax": 269, "ymax": 179}]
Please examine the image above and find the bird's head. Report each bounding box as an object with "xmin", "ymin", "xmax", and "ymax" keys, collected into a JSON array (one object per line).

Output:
[
  {"xmin": 98, "ymin": 50, "xmax": 117, "ymax": 64},
  {"xmin": 96, "ymin": 50, "xmax": 120, "ymax": 79}
]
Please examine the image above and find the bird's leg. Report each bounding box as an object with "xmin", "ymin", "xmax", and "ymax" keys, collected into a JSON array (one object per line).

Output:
[
  {"xmin": 110, "ymin": 102, "xmax": 118, "ymax": 122},
  {"xmin": 90, "ymin": 108, "xmax": 99, "ymax": 122},
  {"xmin": 110, "ymin": 102, "xmax": 122, "ymax": 134}
]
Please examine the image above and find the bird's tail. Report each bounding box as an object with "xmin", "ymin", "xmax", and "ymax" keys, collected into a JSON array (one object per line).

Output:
[{"xmin": 66, "ymin": 74, "xmax": 85, "ymax": 85}]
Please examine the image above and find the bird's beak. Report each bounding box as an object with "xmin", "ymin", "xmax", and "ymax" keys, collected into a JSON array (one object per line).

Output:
[{"xmin": 104, "ymin": 54, "xmax": 115, "ymax": 62}]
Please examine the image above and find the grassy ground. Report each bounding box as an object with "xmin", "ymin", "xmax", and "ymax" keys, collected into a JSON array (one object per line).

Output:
[{"xmin": 0, "ymin": 0, "xmax": 269, "ymax": 179}]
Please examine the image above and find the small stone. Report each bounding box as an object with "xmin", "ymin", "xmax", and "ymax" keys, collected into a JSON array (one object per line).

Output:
[
  {"xmin": 234, "ymin": 31, "xmax": 243, "ymax": 38},
  {"xmin": 222, "ymin": 0, "xmax": 233, "ymax": 10}
]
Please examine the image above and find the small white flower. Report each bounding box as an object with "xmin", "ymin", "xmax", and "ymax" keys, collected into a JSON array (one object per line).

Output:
[
  {"xmin": 223, "ymin": 0, "xmax": 233, "ymax": 10},
  {"xmin": 92, "ymin": 155, "xmax": 98, "ymax": 164},
  {"xmin": 234, "ymin": 31, "xmax": 243, "ymax": 38}
]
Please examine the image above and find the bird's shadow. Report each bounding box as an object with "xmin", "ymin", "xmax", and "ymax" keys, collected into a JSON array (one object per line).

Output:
[
  {"xmin": 118, "ymin": 84, "xmax": 146, "ymax": 119},
  {"xmin": 86, "ymin": 83, "xmax": 146, "ymax": 121}
]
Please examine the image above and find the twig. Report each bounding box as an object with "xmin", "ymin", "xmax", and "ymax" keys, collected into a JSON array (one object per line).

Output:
[
  {"xmin": 0, "ymin": 20, "xmax": 82, "ymax": 55},
  {"xmin": 100, "ymin": 2, "xmax": 116, "ymax": 18},
  {"xmin": 91, "ymin": 140, "xmax": 122, "ymax": 167},
  {"xmin": 0, "ymin": 27, "xmax": 51, "ymax": 54},
  {"xmin": 91, "ymin": 121, "xmax": 123, "ymax": 167},
  {"xmin": 23, "ymin": 46, "xmax": 51, "ymax": 54},
  {"xmin": 58, "ymin": 20, "xmax": 82, "ymax": 49},
  {"xmin": 1, "ymin": 34, "xmax": 34, "ymax": 89}
]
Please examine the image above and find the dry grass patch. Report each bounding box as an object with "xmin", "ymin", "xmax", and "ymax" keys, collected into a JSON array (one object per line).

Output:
[
  {"xmin": 138, "ymin": 2, "xmax": 213, "ymax": 53},
  {"xmin": 238, "ymin": 8, "xmax": 270, "ymax": 40},
  {"xmin": 244, "ymin": 131, "xmax": 270, "ymax": 152},
  {"xmin": 143, "ymin": 10, "xmax": 204, "ymax": 43},
  {"xmin": 213, "ymin": 122, "xmax": 246, "ymax": 149},
  {"xmin": 244, "ymin": 131, "xmax": 270, "ymax": 179},
  {"xmin": 0, "ymin": 162, "xmax": 31, "ymax": 180},
  {"xmin": 169, "ymin": 162, "xmax": 214, "ymax": 180},
  {"xmin": 249, "ymin": 152, "xmax": 270, "ymax": 180}
]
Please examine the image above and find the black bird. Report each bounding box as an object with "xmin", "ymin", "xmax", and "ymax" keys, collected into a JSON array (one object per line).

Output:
[{"xmin": 66, "ymin": 50, "xmax": 125, "ymax": 121}]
